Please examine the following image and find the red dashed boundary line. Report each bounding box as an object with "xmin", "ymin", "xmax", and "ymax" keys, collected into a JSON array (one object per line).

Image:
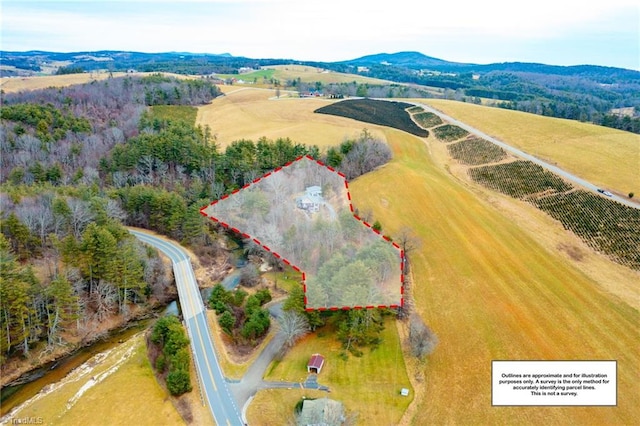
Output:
[{"xmin": 200, "ymin": 155, "xmax": 405, "ymax": 311}]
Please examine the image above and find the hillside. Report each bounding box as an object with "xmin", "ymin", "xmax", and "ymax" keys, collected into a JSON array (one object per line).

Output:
[{"xmin": 3, "ymin": 49, "xmax": 637, "ymax": 133}]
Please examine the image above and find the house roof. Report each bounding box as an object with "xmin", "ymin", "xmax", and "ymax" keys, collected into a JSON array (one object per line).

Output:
[
  {"xmin": 299, "ymin": 398, "xmax": 344, "ymax": 426},
  {"xmin": 308, "ymin": 354, "xmax": 325, "ymax": 369}
]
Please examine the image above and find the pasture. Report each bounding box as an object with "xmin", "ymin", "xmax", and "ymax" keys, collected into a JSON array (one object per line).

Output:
[
  {"xmin": 0, "ymin": 71, "xmax": 198, "ymax": 93},
  {"xmin": 267, "ymin": 64, "xmax": 392, "ymax": 85},
  {"xmin": 418, "ymin": 99, "xmax": 640, "ymax": 198},
  {"xmin": 350, "ymin": 128, "xmax": 639, "ymax": 425},
  {"xmin": 204, "ymin": 91, "xmax": 639, "ymax": 424},
  {"xmin": 205, "ymin": 91, "xmax": 639, "ymax": 424},
  {"xmin": 196, "ymin": 88, "xmax": 386, "ymax": 149}
]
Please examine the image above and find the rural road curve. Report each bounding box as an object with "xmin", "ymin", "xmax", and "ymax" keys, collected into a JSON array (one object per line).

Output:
[
  {"xmin": 407, "ymin": 101, "xmax": 640, "ymax": 210},
  {"xmin": 129, "ymin": 230, "xmax": 244, "ymax": 426}
]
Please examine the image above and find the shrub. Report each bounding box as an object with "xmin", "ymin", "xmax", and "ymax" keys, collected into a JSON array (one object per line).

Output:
[
  {"xmin": 219, "ymin": 311, "xmax": 235, "ymax": 334},
  {"xmin": 167, "ymin": 369, "xmax": 192, "ymax": 396},
  {"xmin": 433, "ymin": 124, "xmax": 469, "ymax": 142}
]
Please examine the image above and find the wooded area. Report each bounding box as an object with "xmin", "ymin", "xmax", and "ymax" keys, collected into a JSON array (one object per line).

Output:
[{"xmin": 0, "ymin": 75, "xmax": 396, "ymax": 370}]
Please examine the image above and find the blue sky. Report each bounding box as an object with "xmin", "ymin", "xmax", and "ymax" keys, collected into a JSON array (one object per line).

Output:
[{"xmin": 2, "ymin": 0, "xmax": 638, "ymax": 70}]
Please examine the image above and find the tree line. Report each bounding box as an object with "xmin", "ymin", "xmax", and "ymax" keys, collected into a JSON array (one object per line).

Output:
[{"xmin": 0, "ymin": 74, "xmax": 397, "ymax": 368}]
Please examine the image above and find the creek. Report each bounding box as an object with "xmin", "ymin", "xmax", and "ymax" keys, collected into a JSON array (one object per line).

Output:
[
  {"xmin": 0, "ymin": 302, "xmax": 176, "ymax": 416},
  {"xmin": 1, "ymin": 238, "xmax": 249, "ymax": 416}
]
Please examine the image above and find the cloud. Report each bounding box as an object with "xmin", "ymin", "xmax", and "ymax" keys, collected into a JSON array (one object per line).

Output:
[{"xmin": 1, "ymin": 0, "xmax": 637, "ymax": 67}]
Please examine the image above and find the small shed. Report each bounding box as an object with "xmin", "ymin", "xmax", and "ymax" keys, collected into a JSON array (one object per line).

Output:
[{"xmin": 307, "ymin": 354, "xmax": 325, "ymax": 374}]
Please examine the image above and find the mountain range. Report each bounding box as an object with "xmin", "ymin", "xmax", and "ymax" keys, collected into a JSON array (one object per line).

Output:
[{"xmin": 1, "ymin": 50, "xmax": 638, "ymax": 132}]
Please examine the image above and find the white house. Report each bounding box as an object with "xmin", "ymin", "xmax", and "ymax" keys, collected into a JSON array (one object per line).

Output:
[{"xmin": 296, "ymin": 186, "xmax": 323, "ymax": 213}]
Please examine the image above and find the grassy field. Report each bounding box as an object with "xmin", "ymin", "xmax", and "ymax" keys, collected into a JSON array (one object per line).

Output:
[
  {"xmin": 214, "ymin": 68, "xmax": 276, "ymax": 82},
  {"xmin": 253, "ymin": 317, "xmax": 413, "ymax": 425},
  {"xmin": 3, "ymin": 333, "xmax": 185, "ymax": 425},
  {"xmin": 196, "ymin": 88, "xmax": 387, "ymax": 149},
  {"xmin": 418, "ymin": 99, "xmax": 640, "ymax": 197},
  {"xmin": 0, "ymin": 71, "xmax": 197, "ymax": 93},
  {"xmin": 349, "ymin": 128, "xmax": 640, "ymax": 425},
  {"xmin": 150, "ymin": 105, "xmax": 198, "ymax": 125},
  {"xmin": 201, "ymin": 93, "xmax": 639, "ymax": 424},
  {"xmin": 267, "ymin": 64, "xmax": 392, "ymax": 85}
]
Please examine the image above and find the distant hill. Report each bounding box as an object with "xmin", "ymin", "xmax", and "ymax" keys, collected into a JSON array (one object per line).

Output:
[
  {"xmin": 337, "ymin": 51, "xmax": 467, "ymax": 69},
  {"xmin": 1, "ymin": 49, "xmax": 638, "ymax": 133}
]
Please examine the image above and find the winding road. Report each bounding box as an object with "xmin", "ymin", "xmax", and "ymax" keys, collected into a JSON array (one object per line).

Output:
[
  {"xmin": 409, "ymin": 101, "xmax": 640, "ymax": 210},
  {"xmin": 129, "ymin": 230, "xmax": 243, "ymax": 426}
]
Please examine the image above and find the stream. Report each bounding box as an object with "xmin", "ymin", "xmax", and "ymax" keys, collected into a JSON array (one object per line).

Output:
[
  {"xmin": 0, "ymin": 312, "xmax": 159, "ymax": 416},
  {"xmin": 0, "ymin": 239, "xmax": 249, "ymax": 417}
]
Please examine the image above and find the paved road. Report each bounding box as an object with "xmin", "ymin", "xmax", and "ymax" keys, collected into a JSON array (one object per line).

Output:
[
  {"xmin": 408, "ymin": 101, "xmax": 640, "ymax": 210},
  {"xmin": 129, "ymin": 230, "xmax": 243, "ymax": 426}
]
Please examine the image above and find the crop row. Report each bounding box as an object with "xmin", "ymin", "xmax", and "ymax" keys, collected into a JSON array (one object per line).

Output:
[
  {"xmin": 533, "ymin": 190, "xmax": 640, "ymax": 270},
  {"xmin": 315, "ymin": 99, "xmax": 429, "ymax": 137},
  {"xmin": 447, "ymin": 137, "xmax": 507, "ymax": 165},
  {"xmin": 469, "ymin": 160, "xmax": 573, "ymax": 199},
  {"xmin": 412, "ymin": 111, "xmax": 443, "ymax": 128},
  {"xmin": 407, "ymin": 106, "xmax": 424, "ymax": 113},
  {"xmin": 432, "ymin": 124, "xmax": 469, "ymax": 142}
]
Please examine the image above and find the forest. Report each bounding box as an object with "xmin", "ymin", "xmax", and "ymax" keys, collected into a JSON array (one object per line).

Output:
[
  {"xmin": 4, "ymin": 50, "xmax": 639, "ymax": 133},
  {"xmin": 0, "ymin": 74, "xmax": 394, "ymax": 372}
]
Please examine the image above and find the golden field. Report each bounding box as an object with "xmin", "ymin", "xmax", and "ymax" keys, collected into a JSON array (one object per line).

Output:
[
  {"xmin": 350, "ymin": 128, "xmax": 639, "ymax": 425},
  {"xmin": 418, "ymin": 99, "xmax": 640, "ymax": 198},
  {"xmin": 0, "ymin": 71, "xmax": 197, "ymax": 93},
  {"xmin": 197, "ymin": 88, "xmax": 386, "ymax": 149},
  {"xmin": 204, "ymin": 94, "xmax": 639, "ymax": 425}
]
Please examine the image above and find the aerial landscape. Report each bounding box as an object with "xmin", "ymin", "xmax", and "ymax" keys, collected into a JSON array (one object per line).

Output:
[{"xmin": 1, "ymin": 1, "xmax": 639, "ymax": 425}]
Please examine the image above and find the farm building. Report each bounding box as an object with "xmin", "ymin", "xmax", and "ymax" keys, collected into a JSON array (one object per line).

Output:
[{"xmin": 307, "ymin": 354, "xmax": 325, "ymax": 374}]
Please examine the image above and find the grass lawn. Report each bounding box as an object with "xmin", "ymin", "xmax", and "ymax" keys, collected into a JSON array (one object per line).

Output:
[
  {"xmin": 150, "ymin": 105, "xmax": 198, "ymax": 126},
  {"xmin": 263, "ymin": 270, "xmax": 303, "ymax": 294},
  {"xmin": 349, "ymin": 128, "xmax": 640, "ymax": 425},
  {"xmin": 261, "ymin": 317, "xmax": 413, "ymax": 426},
  {"xmin": 247, "ymin": 388, "xmax": 330, "ymax": 425},
  {"xmin": 418, "ymin": 99, "xmax": 640, "ymax": 197},
  {"xmin": 6, "ymin": 333, "xmax": 185, "ymax": 425}
]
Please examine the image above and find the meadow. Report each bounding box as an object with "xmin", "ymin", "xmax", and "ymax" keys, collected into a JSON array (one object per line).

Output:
[
  {"xmin": 196, "ymin": 88, "xmax": 387, "ymax": 149},
  {"xmin": 419, "ymin": 99, "xmax": 640, "ymax": 198},
  {"xmin": 350, "ymin": 128, "xmax": 639, "ymax": 425},
  {"xmin": 267, "ymin": 64, "xmax": 392, "ymax": 85},
  {"xmin": 204, "ymin": 90, "xmax": 639, "ymax": 424},
  {"xmin": 0, "ymin": 71, "xmax": 193, "ymax": 93}
]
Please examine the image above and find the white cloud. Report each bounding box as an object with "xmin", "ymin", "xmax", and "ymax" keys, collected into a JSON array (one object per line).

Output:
[{"xmin": 1, "ymin": 0, "xmax": 637, "ymax": 67}]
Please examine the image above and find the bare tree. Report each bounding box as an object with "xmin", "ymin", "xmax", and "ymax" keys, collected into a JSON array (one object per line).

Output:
[
  {"xmin": 395, "ymin": 226, "xmax": 421, "ymax": 274},
  {"xmin": 277, "ymin": 311, "xmax": 310, "ymax": 350},
  {"xmin": 93, "ymin": 280, "xmax": 118, "ymax": 322},
  {"xmin": 67, "ymin": 198, "xmax": 95, "ymax": 238},
  {"xmin": 408, "ymin": 314, "xmax": 438, "ymax": 360}
]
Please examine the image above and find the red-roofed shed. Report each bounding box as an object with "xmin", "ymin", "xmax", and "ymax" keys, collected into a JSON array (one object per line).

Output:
[{"xmin": 307, "ymin": 354, "xmax": 325, "ymax": 374}]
